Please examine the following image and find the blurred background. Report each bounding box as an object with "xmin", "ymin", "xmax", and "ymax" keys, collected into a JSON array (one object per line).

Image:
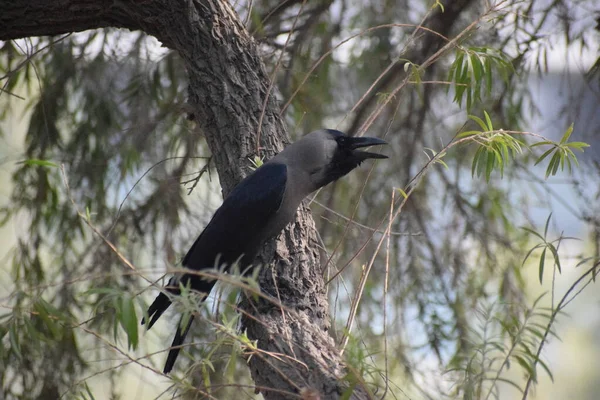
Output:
[{"xmin": 1, "ymin": 0, "xmax": 599, "ymax": 399}]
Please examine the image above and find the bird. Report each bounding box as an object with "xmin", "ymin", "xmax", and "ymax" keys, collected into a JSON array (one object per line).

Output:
[{"xmin": 142, "ymin": 128, "xmax": 387, "ymax": 373}]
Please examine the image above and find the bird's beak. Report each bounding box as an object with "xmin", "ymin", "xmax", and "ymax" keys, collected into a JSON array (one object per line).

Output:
[{"xmin": 349, "ymin": 136, "xmax": 388, "ymax": 160}]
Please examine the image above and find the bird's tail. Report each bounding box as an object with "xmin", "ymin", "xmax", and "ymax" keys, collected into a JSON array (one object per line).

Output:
[
  {"xmin": 142, "ymin": 292, "xmax": 172, "ymax": 329},
  {"xmin": 142, "ymin": 276, "xmax": 218, "ymax": 373},
  {"xmin": 163, "ymin": 314, "xmax": 195, "ymax": 374}
]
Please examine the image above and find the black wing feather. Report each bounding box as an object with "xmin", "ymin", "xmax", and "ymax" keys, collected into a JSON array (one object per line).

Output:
[{"xmin": 182, "ymin": 162, "xmax": 288, "ymax": 270}]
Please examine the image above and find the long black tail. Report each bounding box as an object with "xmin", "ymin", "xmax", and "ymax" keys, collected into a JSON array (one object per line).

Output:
[
  {"xmin": 143, "ymin": 276, "xmax": 218, "ymax": 373},
  {"xmin": 163, "ymin": 314, "xmax": 195, "ymax": 374},
  {"xmin": 141, "ymin": 292, "xmax": 172, "ymax": 329}
]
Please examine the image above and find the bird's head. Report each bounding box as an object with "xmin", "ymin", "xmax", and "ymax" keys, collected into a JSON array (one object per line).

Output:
[{"xmin": 276, "ymin": 129, "xmax": 388, "ymax": 191}]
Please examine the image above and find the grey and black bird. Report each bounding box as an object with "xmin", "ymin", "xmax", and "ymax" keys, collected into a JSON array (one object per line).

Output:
[{"xmin": 142, "ymin": 129, "xmax": 387, "ymax": 373}]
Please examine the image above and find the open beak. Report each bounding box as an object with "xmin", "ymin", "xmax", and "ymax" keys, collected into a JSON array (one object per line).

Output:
[{"xmin": 349, "ymin": 136, "xmax": 388, "ymax": 160}]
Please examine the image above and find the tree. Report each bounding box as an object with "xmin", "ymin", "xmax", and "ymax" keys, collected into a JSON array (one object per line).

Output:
[{"xmin": 1, "ymin": 0, "xmax": 599, "ymax": 399}]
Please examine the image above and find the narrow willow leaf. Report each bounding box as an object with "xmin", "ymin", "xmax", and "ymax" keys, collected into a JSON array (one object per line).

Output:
[
  {"xmin": 534, "ymin": 147, "xmax": 555, "ymax": 166},
  {"xmin": 551, "ymin": 152, "xmax": 561, "ymax": 176},
  {"xmin": 202, "ymin": 363, "xmax": 212, "ymax": 391},
  {"xmin": 226, "ymin": 344, "xmax": 238, "ymax": 382},
  {"xmin": 525, "ymin": 326, "xmax": 545, "ymax": 340},
  {"xmin": 522, "ymin": 243, "xmax": 545, "ymax": 266},
  {"xmin": 468, "ymin": 115, "xmax": 489, "ymax": 132},
  {"xmin": 453, "ymin": 51, "xmax": 464, "ymax": 82},
  {"xmin": 514, "ymin": 355, "xmax": 535, "ymax": 380},
  {"xmin": 493, "ymin": 377, "xmax": 525, "ymax": 393},
  {"xmin": 471, "ymin": 147, "xmax": 481, "ymax": 177},
  {"xmin": 559, "ymin": 123, "xmax": 574, "ymax": 144},
  {"xmin": 567, "ymin": 149, "xmax": 580, "ymax": 167},
  {"xmin": 539, "ymin": 248, "xmax": 547, "ymax": 283},
  {"xmin": 120, "ymin": 296, "xmax": 138, "ymax": 350},
  {"xmin": 531, "ymin": 140, "xmax": 556, "ymax": 147},
  {"xmin": 543, "ymin": 213, "xmax": 552, "ymax": 238},
  {"xmin": 486, "ymin": 150, "xmax": 495, "ymax": 182},
  {"xmin": 565, "ymin": 141, "xmax": 590, "ymax": 150},
  {"xmin": 9, "ymin": 324, "xmax": 22, "ymax": 360},
  {"xmin": 397, "ymin": 188, "xmax": 408, "ymax": 199},
  {"xmin": 483, "ymin": 110, "xmax": 494, "ymax": 131},
  {"xmin": 536, "ymin": 357, "xmax": 554, "ymax": 382},
  {"xmin": 466, "ymin": 85, "xmax": 472, "ymax": 110},
  {"xmin": 435, "ymin": 0, "xmax": 445, "ymax": 12},
  {"xmin": 18, "ymin": 159, "xmax": 59, "ymax": 168},
  {"xmin": 545, "ymin": 152, "xmax": 559, "ymax": 178},
  {"xmin": 547, "ymin": 244, "xmax": 562, "ymax": 274},
  {"xmin": 437, "ymin": 159, "xmax": 449, "ymax": 170},
  {"xmin": 485, "ymin": 57, "xmax": 493, "ymax": 94},
  {"xmin": 33, "ymin": 299, "xmax": 61, "ymax": 340}
]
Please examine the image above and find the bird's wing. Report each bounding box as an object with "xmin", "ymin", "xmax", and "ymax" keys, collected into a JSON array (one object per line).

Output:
[{"xmin": 182, "ymin": 162, "xmax": 288, "ymax": 268}]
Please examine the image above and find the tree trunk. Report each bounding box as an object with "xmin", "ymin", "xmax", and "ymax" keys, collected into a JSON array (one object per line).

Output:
[{"xmin": 0, "ymin": 1, "xmax": 366, "ymax": 398}]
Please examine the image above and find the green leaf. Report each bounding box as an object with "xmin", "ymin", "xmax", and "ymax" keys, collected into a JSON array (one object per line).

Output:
[
  {"xmin": 522, "ymin": 243, "xmax": 545, "ymax": 266},
  {"xmin": 226, "ymin": 344, "xmax": 238, "ymax": 383},
  {"xmin": 472, "ymin": 146, "xmax": 485, "ymax": 178},
  {"xmin": 493, "ymin": 377, "xmax": 525, "ymax": 393},
  {"xmin": 431, "ymin": 0, "xmax": 445, "ymax": 12},
  {"xmin": 437, "ymin": 158, "xmax": 449, "ymax": 170},
  {"xmin": 543, "ymin": 213, "xmax": 552, "ymax": 238},
  {"xmin": 486, "ymin": 150, "xmax": 495, "ymax": 182},
  {"xmin": 468, "ymin": 115, "xmax": 489, "ymax": 132},
  {"xmin": 534, "ymin": 147, "xmax": 556, "ymax": 166},
  {"xmin": 550, "ymin": 152, "xmax": 561, "ymax": 176},
  {"xmin": 565, "ymin": 141, "xmax": 589, "ymax": 150},
  {"xmin": 531, "ymin": 140, "xmax": 555, "ymax": 147},
  {"xmin": 9, "ymin": 324, "xmax": 21, "ymax": 360},
  {"xmin": 33, "ymin": 299, "xmax": 62, "ymax": 340},
  {"xmin": 396, "ymin": 188, "xmax": 408, "ymax": 199},
  {"xmin": 483, "ymin": 110, "xmax": 494, "ymax": 131},
  {"xmin": 484, "ymin": 57, "xmax": 493, "ymax": 94},
  {"xmin": 119, "ymin": 296, "xmax": 138, "ymax": 350},
  {"xmin": 249, "ymin": 155, "xmax": 264, "ymax": 170},
  {"xmin": 547, "ymin": 244, "xmax": 562, "ymax": 274},
  {"xmin": 524, "ymin": 326, "xmax": 545, "ymax": 340},
  {"xmin": 559, "ymin": 123, "xmax": 573, "ymax": 144},
  {"xmin": 340, "ymin": 380, "xmax": 358, "ymax": 400},
  {"xmin": 536, "ymin": 356, "xmax": 554, "ymax": 382},
  {"xmin": 514, "ymin": 355, "xmax": 535, "ymax": 380},
  {"xmin": 538, "ymin": 248, "xmax": 546, "ymax": 284},
  {"xmin": 18, "ymin": 159, "xmax": 59, "ymax": 168},
  {"xmin": 202, "ymin": 362, "xmax": 212, "ymax": 390},
  {"xmin": 545, "ymin": 152, "xmax": 561, "ymax": 178},
  {"xmin": 466, "ymin": 85, "xmax": 473, "ymax": 110}
]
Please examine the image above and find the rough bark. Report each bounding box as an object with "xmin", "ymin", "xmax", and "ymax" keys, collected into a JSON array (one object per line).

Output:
[{"xmin": 0, "ymin": 1, "xmax": 365, "ymax": 398}]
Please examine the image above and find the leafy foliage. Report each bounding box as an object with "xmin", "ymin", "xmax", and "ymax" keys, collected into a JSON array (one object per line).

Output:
[
  {"xmin": 532, "ymin": 124, "xmax": 590, "ymax": 178},
  {"xmin": 447, "ymin": 297, "xmax": 555, "ymax": 399},
  {"xmin": 447, "ymin": 47, "xmax": 514, "ymax": 111}
]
